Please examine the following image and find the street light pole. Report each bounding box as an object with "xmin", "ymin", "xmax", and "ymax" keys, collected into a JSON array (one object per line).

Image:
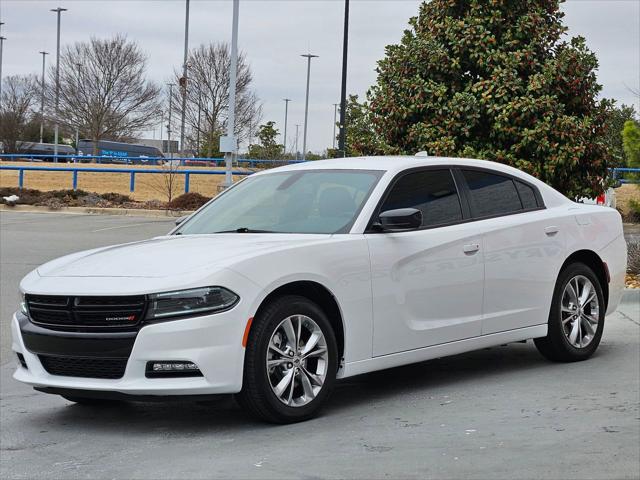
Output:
[
  {"xmin": 301, "ymin": 53, "xmax": 318, "ymax": 161},
  {"xmin": 74, "ymin": 62, "xmax": 82, "ymax": 155},
  {"xmin": 180, "ymin": 0, "xmax": 190, "ymax": 154},
  {"xmin": 332, "ymin": 103, "xmax": 339, "ymax": 150},
  {"xmin": 51, "ymin": 7, "xmax": 67, "ymax": 161},
  {"xmin": 0, "ymin": 22, "xmax": 5, "ymax": 107},
  {"xmin": 283, "ymin": 98, "xmax": 291, "ymax": 154},
  {"xmin": 167, "ymin": 83, "xmax": 175, "ymax": 159},
  {"xmin": 338, "ymin": 0, "xmax": 350, "ymax": 156},
  {"xmin": 39, "ymin": 51, "xmax": 49, "ymax": 144},
  {"xmin": 196, "ymin": 82, "xmax": 202, "ymax": 156},
  {"xmin": 223, "ymin": 0, "xmax": 240, "ymax": 187},
  {"xmin": 159, "ymin": 110, "xmax": 164, "ymax": 152},
  {"xmin": 295, "ymin": 124, "xmax": 300, "ymax": 161}
]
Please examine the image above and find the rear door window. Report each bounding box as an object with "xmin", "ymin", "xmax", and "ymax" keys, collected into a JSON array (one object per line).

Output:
[
  {"xmin": 461, "ymin": 170, "xmax": 523, "ymax": 217},
  {"xmin": 515, "ymin": 180, "xmax": 539, "ymax": 209}
]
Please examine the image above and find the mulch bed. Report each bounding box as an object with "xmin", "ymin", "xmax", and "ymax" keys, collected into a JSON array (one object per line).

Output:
[{"xmin": 0, "ymin": 187, "xmax": 210, "ymax": 211}]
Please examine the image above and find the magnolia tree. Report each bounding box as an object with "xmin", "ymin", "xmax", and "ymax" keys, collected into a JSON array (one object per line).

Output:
[{"xmin": 349, "ymin": 0, "xmax": 614, "ymax": 199}]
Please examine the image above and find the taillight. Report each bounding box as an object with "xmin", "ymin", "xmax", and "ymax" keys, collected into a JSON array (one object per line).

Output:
[{"xmin": 596, "ymin": 194, "xmax": 605, "ymax": 205}]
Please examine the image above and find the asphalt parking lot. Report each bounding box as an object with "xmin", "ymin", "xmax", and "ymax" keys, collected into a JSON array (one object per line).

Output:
[{"xmin": 1, "ymin": 211, "xmax": 639, "ymax": 479}]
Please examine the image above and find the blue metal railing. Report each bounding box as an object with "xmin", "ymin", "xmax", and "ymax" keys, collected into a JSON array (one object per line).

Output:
[
  {"xmin": 1, "ymin": 161, "xmax": 636, "ymax": 195},
  {"xmin": 612, "ymin": 167, "xmax": 640, "ymax": 184},
  {"xmin": 0, "ymin": 165, "xmax": 252, "ymax": 193},
  {"xmin": 0, "ymin": 153, "xmax": 306, "ymax": 168}
]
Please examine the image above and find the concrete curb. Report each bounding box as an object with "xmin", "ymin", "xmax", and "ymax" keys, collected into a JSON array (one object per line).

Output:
[
  {"xmin": 621, "ymin": 289, "xmax": 640, "ymax": 304},
  {"xmin": 0, "ymin": 204, "xmax": 193, "ymax": 218}
]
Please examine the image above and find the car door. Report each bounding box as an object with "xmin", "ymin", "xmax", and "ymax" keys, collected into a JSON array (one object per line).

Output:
[
  {"xmin": 456, "ymin": 168, "xmax": 565, "ymax": 334},
  {"xmin": 365, "ymin": 168, "xmax": 484, "ymax": 357}
]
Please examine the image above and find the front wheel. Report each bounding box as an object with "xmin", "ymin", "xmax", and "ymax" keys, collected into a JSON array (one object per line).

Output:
[
  {"xmin": 534, "ymin": 262, "xmax": 605, "ymax": 362},
  {"xmin": 236, "ymin": 295, "xmax": 338, "ymax": 423}
]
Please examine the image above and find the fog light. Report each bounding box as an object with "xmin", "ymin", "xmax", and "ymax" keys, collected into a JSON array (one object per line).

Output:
[{"xmin": 146, "ymin": 361, "xmax": 202, "ymax": 378}]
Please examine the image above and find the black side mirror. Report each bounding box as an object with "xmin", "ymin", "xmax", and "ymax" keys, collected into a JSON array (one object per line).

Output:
[
  {"xmin": 175, "ymin": 215, "xmax": 188, "ymax": 226},
  {"xmin": 378, "ymin": 208, "xmax": 422, "ymax": 231}
]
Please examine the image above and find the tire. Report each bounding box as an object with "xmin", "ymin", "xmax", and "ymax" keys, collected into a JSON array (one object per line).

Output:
[
  {"xmin": 236, "ymin": 295, "xmax": 339, "ymax": 424},
  {"xmin": 534, "ymin": 262, "xmax": 605, "ymax": 362}
]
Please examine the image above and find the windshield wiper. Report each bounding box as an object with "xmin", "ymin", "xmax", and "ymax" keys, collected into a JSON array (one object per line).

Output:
[{"xmin": 214, "ymin": 228, "xmax": 276, "ymax": 234}]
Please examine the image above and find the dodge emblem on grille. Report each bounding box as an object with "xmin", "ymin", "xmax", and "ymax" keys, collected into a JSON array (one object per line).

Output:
[{"xmin": 105, "ymin": 315, "xmax": 137, "ymax": 322}]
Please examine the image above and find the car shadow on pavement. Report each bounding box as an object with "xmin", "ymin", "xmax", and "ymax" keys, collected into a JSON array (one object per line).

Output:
[{"xmin": 13, "ymin": 341, "xmax": 603, "ymax": 432}]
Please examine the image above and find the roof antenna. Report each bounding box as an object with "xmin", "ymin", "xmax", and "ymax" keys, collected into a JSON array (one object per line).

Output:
[{"xmin": 415, "ymin": 151, "xmax": 429, "ymax": 157}]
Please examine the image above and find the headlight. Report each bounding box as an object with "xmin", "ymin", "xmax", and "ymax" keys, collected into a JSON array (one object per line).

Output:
[
  {"xmin": 19, "ymin": 292, "xmax": 28, "ymax": 316},
  {"xmin": 146, "ymin": 286, "xmax": 239, "ymax": 320}
]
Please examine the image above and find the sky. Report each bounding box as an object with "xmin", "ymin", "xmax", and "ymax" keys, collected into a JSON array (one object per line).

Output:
[{"xmin": 1, "ymin": 0, "xmax": 639, "ymax": 154}]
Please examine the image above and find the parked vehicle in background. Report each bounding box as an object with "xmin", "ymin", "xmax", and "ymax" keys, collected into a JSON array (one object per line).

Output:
[
  {"xmin": 12, "ymin": 156, "xmax": 626, "ymax": 423},
  {"xmin": 14, "ymin": 142, "xmax": 77, "ymax": 161},
  {"xmin": 579, "ymin": 187, "xmax": 617, "ymax": 209},
  {"xmin": 77, "ymin": 140, "xmax": 164, "ymax": 163}
]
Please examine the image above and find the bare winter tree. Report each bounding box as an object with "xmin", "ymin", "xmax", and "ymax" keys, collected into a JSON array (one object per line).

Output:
[
  {"xmin": 46, "ymin": 35, "xmax": 161, "ymax": 154},
  {"xmin": 0, "ymin": 74, "xmax": 38, "ymax": 153},
  {"xmin": 169, "ymin": 42, "xmax": 262, "ymax": 155}
]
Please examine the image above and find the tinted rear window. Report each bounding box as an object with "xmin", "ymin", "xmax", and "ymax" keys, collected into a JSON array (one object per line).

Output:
[
  {"xmin": 462, "ymin": 170, "xmax": 522, "ymax": 217},
  {"xmin": 515, "ymin": 181, "xmax": 539, "ymax": 209}
]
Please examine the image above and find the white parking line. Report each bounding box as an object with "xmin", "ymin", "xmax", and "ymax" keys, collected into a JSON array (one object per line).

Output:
[{"xmin": 91, "ymin": 222, "xmax": 161, "ymax": 232}]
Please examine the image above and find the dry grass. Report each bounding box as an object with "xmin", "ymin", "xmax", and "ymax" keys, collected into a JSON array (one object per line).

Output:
[
  {"xmin": 615, "ymin": 184, "xmax": 640, "ymax": 218},
  {"xmin": 0, "ymin": 161, "xmax": 250, "ymax": 202}
]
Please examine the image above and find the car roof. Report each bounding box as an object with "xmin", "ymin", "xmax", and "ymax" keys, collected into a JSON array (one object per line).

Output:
[
  {"xmin": 266, "ymin": 156, "xmax": 524, "ymax": 177},
  {"xmin": 256, "ymin": 155, "xmax": 570, "ymax": 207}
]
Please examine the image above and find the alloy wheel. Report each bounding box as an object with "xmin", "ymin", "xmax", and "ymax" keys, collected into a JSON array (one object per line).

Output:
[
  {"xmin": 266, "ymin": 314, "xmax": 329, "ymax": 407},
  {"xmin": 561, "ymin": 275, "xmax": 600, "ymax": 348}
]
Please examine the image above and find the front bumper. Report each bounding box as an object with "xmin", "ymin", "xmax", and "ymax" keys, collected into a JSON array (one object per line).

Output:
[{"xmin": 11, "ymin": 306, "xmax": 249, "ymax": 397}]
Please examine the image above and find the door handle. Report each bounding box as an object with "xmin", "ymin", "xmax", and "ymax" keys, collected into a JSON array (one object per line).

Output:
[
  {"xmin": 463, "ymin": 243, "xmax": 480, "ymax": 254},
  {"xmin": 545, "ymin": 226, "xmax": 559, "ymax": 236}
]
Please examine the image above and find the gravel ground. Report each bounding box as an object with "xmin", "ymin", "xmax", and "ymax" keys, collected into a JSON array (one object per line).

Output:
[{"xmin": 1, "ymin": 211, "xmax": 638, "ymax": 480}]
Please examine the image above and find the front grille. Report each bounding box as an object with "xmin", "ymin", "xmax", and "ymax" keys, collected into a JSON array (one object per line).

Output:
[
  {"xmin": 26, "ymin": 295, "xmax": 146, "ymax": 332},
  {"xmin": 39, "ymin": 355, "xmax": 128, "ymax": 379}
]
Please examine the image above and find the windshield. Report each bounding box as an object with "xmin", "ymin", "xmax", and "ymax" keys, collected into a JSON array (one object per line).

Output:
[{"xmin": 176, "ymin": 169, "xmax": 383, "ymax": 235}]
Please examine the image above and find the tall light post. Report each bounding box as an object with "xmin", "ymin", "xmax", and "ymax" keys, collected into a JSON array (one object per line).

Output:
[
  {"xmin": 167, "ymin": 83, "xmax": 175, "ymax": 159},
  {"xmin": 222, "ymin": 0, "xmax": 240, "ymax": 187},
  {"xmin": 283, "ymin": 98, "xmax": 291, "ymax": 154},
  {"xmin": 38, "ymin": 51, "xmax": 49, "ymax": 143},
  {"xmin": 73, "ymin": 62, "xmax": 83, "ymax": 155},
  {"xmin": 301, "ymin": 53, "xmax": 318, "ymax": 161},
  {"xmin": 51, "ymin": 7, "xmax": 67, "ymax": 161},
  {"xmin": 159, "ymin": 110, "xmax": 164, "ymax": 149},
  {"xmin": 295, "ymin": 124, "xmax": 300, "ymax": 161},
  {"xmin": 0, "ymin": 22, "xmax": 5, "ymax": 105},
  {"xmin": 332, "ymin": 103, "xmax": 339, "ymax": 150},
  {"xmin": 338, "ymin": 0, "xmax": 350, "ymax": 156},
  {"xmin": 179, "ymin": 0, "xmax": 190, "ymax": 154},
  {"xmin": 196, "ymin": 82, "xmax": 202, "ymax": 157}
]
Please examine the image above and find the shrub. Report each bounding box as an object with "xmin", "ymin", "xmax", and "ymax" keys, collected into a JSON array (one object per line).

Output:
[
  {"xmin": 167, "ymin": 192, "xmax": 210, "ymax": 211},
  {"xmin": 628, "ymin": 241, "xmax": 640, "ymax": 276},
  {"xmin": 627, "ymin": 199, "xmax": 640, "ymax": 224},
  {"xmin": 101, "ymin": 192, "xmax": 133, "ymax": 204}
]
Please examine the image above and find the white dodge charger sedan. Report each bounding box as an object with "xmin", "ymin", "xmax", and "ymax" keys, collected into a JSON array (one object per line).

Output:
[{"xmin": 12, "ymin": 156, "xmax": 626, "ymax": 423}]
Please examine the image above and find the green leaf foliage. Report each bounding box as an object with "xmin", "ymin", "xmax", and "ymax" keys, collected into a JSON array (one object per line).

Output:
[
  {"xmin": 248, "ymin": 121, "xmax": 284, "ymax": 160},
  {"xmin": 622, "ymin": 120, "xmax": 640, "ymax": 168},
  {"xmin": 352, "ymin": 0, "xmax": 614, "ymax": 199}
]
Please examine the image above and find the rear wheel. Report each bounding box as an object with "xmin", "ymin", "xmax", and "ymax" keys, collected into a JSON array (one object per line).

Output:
[
  {"xmin": 236, "ymin": 295, "xmax": 338, "ymax": 423},
  {"xmin": 534, "ymin": 262, "xmax": 605, "ymax": 362}
]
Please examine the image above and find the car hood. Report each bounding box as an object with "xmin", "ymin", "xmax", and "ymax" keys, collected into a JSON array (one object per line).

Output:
[{"xmin": 37, "ymin": 234, "xmax": 331, "ymax": 278}]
